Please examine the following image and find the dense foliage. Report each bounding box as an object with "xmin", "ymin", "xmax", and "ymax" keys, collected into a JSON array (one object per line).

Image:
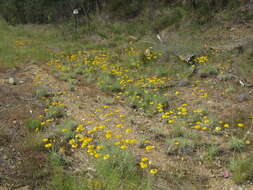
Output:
[{"xmin": 0, "ymin": 0, "xmax": 251, "ymax": 24}]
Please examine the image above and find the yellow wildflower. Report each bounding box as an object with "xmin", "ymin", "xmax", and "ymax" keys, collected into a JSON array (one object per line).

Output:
[
  {"xmin": 45, "ymin": 143, "xmax": 52, "ymax": 148},
  {"xmin": 141, "ymin": 157, "xmax": 149, "ymax": 162},
  {"xmin": 237, "ymin": 123, "xmax": 245, "ymax": 127},
  {"xmin": 119, "ymin": 114, "xmax": 126, "ymax": 118},
  {"xmin": 69, "ymin": 139, "xmax": 75, "ymax": 145},
  {"xmin": 71, "ymin": 143, "xmax": 78, "ymax": 148},
  {"xmin": 120, "ymin": 145, "xmax": 128, "ymax": 149},
  {"xmin": 103, "ymin": 154, "xmax": 110, "ymax": 160},
  {"xmin": 245, "ymin": 140, "xmax": 251, "ymax": 145},
  {"xmin": 116, "ymin": 124, "xmax": 123, "ymax": 128},
  {"xmin": 150, "ymin": 169, "xmax": 158, "ymax": 174},
  {"xmin": 105, "ymin": 133, "xmax": 112, "ymax": 139},
  {"xmin": 96, "ymin": 145, "xmax": 103, "ymax": 150},
  {"xmin": 204, "ymin": 120, "xmax": 209, "ymax": 124},
  {"xmin": 145, "ymin": 145, "xmax": 154, "ymax": 151},
  {"xmin": 224, "ymin": 124, "xmax": 230, "ymax": 128},
  {"xmin": 62, "ymin": 128, "xmax": 68, "ymax": 132},
  {"xmin": 59, "ymin": 147, "xmax": 66, "ymax": 153},
  {"xmin": 202, "ymin": 127, "xmax": 209, "ymax": 131},
  {"xmin": 125, "ymin": 128, "xmax": 132, "ymax": 133},
  {"xmin": 139, "ymin": 162, "xmax": 148, "ymax": 169},
  {"xmin": 114, "ymin": 141, "xmax": 121, "ymax": 146}
]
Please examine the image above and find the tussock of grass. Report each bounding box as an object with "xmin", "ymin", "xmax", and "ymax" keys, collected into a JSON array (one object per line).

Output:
[
  {"xmin": 165, "ymin": 137, "xmax": 196, "ymax": 155},
  {"xmin": 229, "ymin": 137, "xmax": 245, "ymax": 152},
  {"xmin": 95, "ymin": 145, "xmax": 151, "ymax": 190},
  {"xmin": 205, "ymin": 145, "xmax": 220, "ymax": 161},
  {"xmin": 46, "ymin": 105, "xmax": 65, "ymax": 119},
  {"xmin": 46, "ymin": 146, "xmax": 152, "ymax": 190},
  {"xmin": 230, "ymin": 157, "xmax": 253, "ymax": 184},
  {"xmin": 36, "ymin": 87, "xmax": 51, "ymax": 98},
  {"xmin": 25, "ymin": 119, "xmax": 41, "ymax": 132}
]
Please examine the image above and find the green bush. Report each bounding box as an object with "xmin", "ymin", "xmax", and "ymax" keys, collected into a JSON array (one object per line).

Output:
[
  {"xmin": 153, "ymin": 7, "xmax": 185, "ymax": 31},
  {"xmin": 0, "ymin": 0, "xmax": 96, "ymax": 24},
  {"xmin": 106, "ymin": 0, "xmax": 144, "ymax": 18}
]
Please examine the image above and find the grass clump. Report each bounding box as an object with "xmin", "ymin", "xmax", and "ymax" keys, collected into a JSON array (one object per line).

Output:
[
  {"xmin": 169, "ymin": 121, "xmax": 188, "ymax": 138},
  {"xmin": 49, "ymin": 169, "xmax": 87, "ymax": 190},
  {"xmin": 25, "ymin": 119, "xmax": 41, "ymax": 132},
  {"xmin": 205, "ymin": 145, "xmax": 220, "ymax": 161},
  {"xmin": 57, "ymin": 120, "xmax": 77, "ymax": 140},
  {"xmin": 36, "ymin": 87, "xmax": 50, "ymax": 98},
  {"xmin": 229, "ymin": 137, "xmax": 245, "ymax": 152},
  {"xmin": 46, "ymin": 105, "xmax": 65, "ymax": 119},
  {"xmin": 198, "ymin": 64, "xmax": 219, "ymax": 78},
  {"xmin": 165, "ymin": 137, "xmax": 195, "ymax": 155},
  {"xmin": 48, "ymin": 159, "xmax": 90, "ymax": 190},
  {"xmin": 230, "ymin": 157, "xmax": 253, "ymax": 184},
  {"xmin": 96, "ymin": 145, "xmax": 151, "ymax": 190}
]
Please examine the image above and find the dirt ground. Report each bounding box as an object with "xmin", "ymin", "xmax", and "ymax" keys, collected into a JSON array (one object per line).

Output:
[
  {"xmin": 0, "ymin": 66, "xmax": 48, "ymax": 190},
  {"xmin": 0, "ymin": 63, "xmax": 252, "ymax": 190}
]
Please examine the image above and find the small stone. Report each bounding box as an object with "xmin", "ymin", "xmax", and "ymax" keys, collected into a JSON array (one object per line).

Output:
[
  {"xmin": 217, "ymin": 74, "xmax": 232, "ymax": 81},
  {"xmin": 8, "ymin": 77, "xmax": 16, "ymax": 85},
  {"xmin": 177, "ymin": 78, "xmax": 190, "ymax": 87},
  {"xmin": 0, "ymin": 186, "xmax": 8, "ymax": 190},
  {"xmin": 16, "ymin": 186, "xmax": 31, "ymax": 190},
  {"xmin": 5, "ymin": 104, "xmax": 11, "ymax": 108},
  {"xmin": 19, "ymin": 80, "xmax": 24, "ymax": 84},
  {"xmin": 225, "ymin": 87, "xmax": 236, "ymax": 93},
  {"xmin": 224, "ymin": 170, "xmax": 230, "ymax": 178},
  {"xmin": 3, "ymin": 155, "xmax": 8, "ymax": 160},
  {"xmin": 236, "ymin": 93, "xmax": 249, "ymax": 103}
]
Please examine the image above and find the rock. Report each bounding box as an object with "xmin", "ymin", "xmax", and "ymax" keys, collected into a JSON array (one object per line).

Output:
[
  {"xmin": 3, "ymin": 155, "xmax": 8, "ymax": 160},
  {"xmin": 177, "ymin": 78, "xmax": 190, "ymax": 87},
  {"xmin": 236, "ymin": 93, "xmax": 249, "ymax": 103},
  {"xmin": 225, "ymin": 87, "xmax": 236, "ymax": 93},
  {"xmin": 217, "ymin": 74, "xmax": 232, "ymax": 81},
  {"xmin": 128, "ymin": 35, "xmax": 137, "ymax": 41},
  {"xmin": 8, "ymin": 77, "xmax": 17, "ymax": 85},
  {"xmin": 223, "ymin": 170, "xmax": 230, "ymax": 178},
  {"xmin": 230, "ymin": 27, "xmax": 235, "ymax": 31},
  {"xmin": 16, "ymin": 186, "xmax": 31, "ymax": 190}
]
